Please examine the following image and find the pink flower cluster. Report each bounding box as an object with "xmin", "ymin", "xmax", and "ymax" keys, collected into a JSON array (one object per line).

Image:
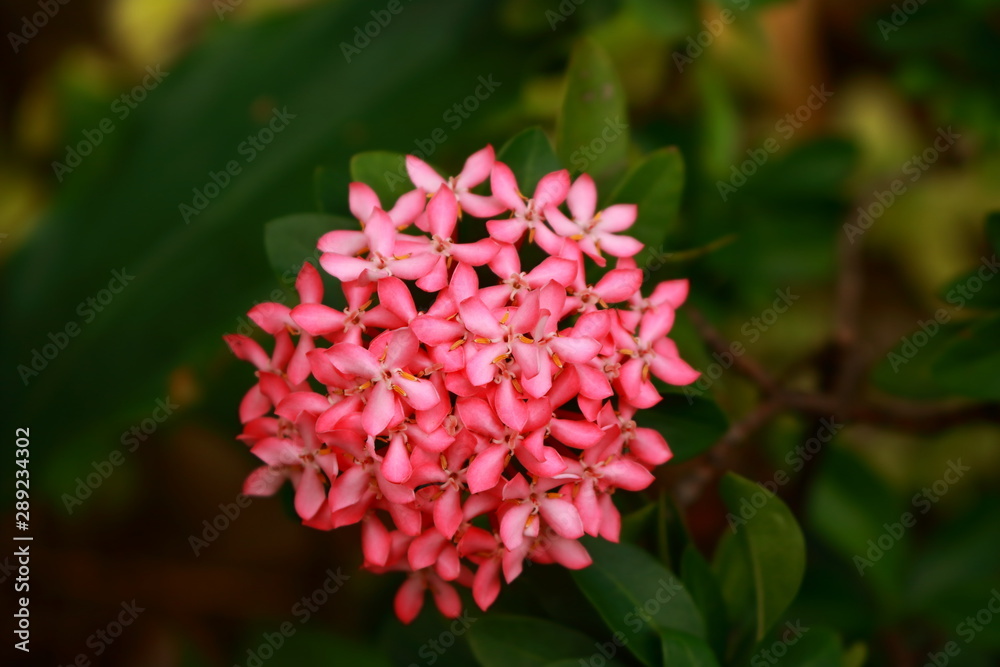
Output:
[{"xmin": 226, "ymin": 146, "xmax": 699, "ymax": 622}]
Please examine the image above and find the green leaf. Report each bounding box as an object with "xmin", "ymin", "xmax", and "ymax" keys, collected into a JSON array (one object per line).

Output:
[
  {"xmin": 467, "ymin": 614, "xmax": 612, "ymax": 667},
  {"xmin": 497, "ymin": 127, "xmax": 562, "ymax": 195},
  {"xmin": 572, "ymin": 538, "xmax": 706, "ymax": 666},
  {"xmin": 872, "ymin": 320, "xmax": 967, "ymax": 400},
  {"xmin": 556, "ymin": 38, "xmax": 629, "ymax": 181},
  {"xmin": 933, "ymin": 315, "xmax": 1000, "ymax": 400},
  {"xmin": 719, "ymin": 473, "xmax": 806, "ymax": 642},
  {"xmin": 907, "ymin": 496, "xmax": 1000, "ymax": 620},
  {"xmin": 805, "ymin": 447, "xmax": 906, "ymax": 604},
  {"xmin": 938, "ymin": 214, "xmax": 1000, "ymax": 308},
  {"xmin": 711, "ymin": 530, "xmax": 756, "ymax": 652},
  {"xmin": 680, "ymin": 546, "xmax": 728, "ymax": 659},
  {"xmin": 757, "ymin": 625, "xmax": 842, "ymax": 667},
  {"xmin": 660, "ymin": 632, "xmax": 721, "ymax": 667},
  {"xmin": 637, "ymin": 393, "xmax": 728, "ymax": 463},
  {"xmin": 349, "ymin": 151, "xmax": 412, "ymax": 206},
  {"xmin": 607, "ymin": 147, "xmax": 685, "ymax": 252},
  {"xmin": 264, "ymin": 214, "xmax": 353, "ymax": 308}
]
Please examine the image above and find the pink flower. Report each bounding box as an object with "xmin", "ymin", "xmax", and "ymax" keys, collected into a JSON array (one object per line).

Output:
[
  {"xmin": 319, "ymin": 209, "xmax": 438, "ymax": 286},
  {"xmin": 543, "ymin": 174, "xmax": 644, "ymax": 265},
  {"xmin": 406, "ymin": 145, "xmax": 505, "ymax": 218},
  {"xmin": 487, "ymin": 164, "xmax": 570, "ymax": 246},
  {"xmin": 227, "ymin": 145, "xmax": 701, "ymax": 624}
]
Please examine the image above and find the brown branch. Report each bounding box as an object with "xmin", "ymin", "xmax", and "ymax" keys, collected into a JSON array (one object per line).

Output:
[{"xmin": 685, "ymin": 306, "xmax": 779, "ymax": 393}]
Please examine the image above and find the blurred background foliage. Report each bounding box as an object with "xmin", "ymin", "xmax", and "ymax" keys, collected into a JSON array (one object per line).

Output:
[{"xmin": 2, "ymin": 0, "xmax": 1000, "ymax": 665}]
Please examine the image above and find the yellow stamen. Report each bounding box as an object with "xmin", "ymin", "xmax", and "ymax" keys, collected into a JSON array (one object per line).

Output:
[
  {"xmin": 440, "ymin": 454, "xmax": 448, "ymax": 470},
  {"xmin": 358, "ymin": 381, "xmax": 372, "ymax": 390},
  {"xmin": 510, "ymin": 377, "xmax": 524, "ymax": 394},
  {"xmin": 528, "ymin": 227, "xmax": 535, "ymax": 244},
  {"xmin": 552, "ymin": 353, "xmax": 564, "ymax": 368},
  {"xmin": 642, "ymin": 363, "xmax": 650, "ymax": 381},
  {"xmin": 398, "ymin": 371, "xmax": 419, "ymax": 381},
  {"xmin": 475, "ymin": 337, "xmax": 493, "ymax": 344},
  {"xmin": 518, "ymin": 335, "xmax": 533, "ymax": 344},
  {"xmin": 500, "ymin": 312, "xmax": 510, "ymax": 324},
  {"xmin": 394, "ymin": 253, "xmax": 410, "ymax": 260},
  {"xmin": 546, "ymin": 492, "xmax": 562, "ymax": 499},
  {"xmin": 493, "ymin": 353, "xmax": 509, "ymax": 364},
  {"xmin": 450, "ymin": 338, "xmax": 466, "ymax": 350},
  {"xmin": 569, "ymin": 234, "xmax": 584, "ymax": 241},
  {"xmin": 392, "ymin": 384, "xmax": 407, "ymax": 397}
]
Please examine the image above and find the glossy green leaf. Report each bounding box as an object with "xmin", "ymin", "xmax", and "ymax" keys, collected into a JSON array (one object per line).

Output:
[
  {"xmin": 711, "ymin": 530, "xmax": 756, "ymax": 654},
  {"xmin": 872, "ymin": 320, "xmax": 966, "ymax": 400},
  {"xmin": 680, "ymin": 546, "xmax": 728, "ymax": 659},
  {"xmin": 572, "ymin": 538, "xmax": 706, "ymax": 666},
  {"xmin": 933, "ymin": 315, "xmax": 1000, "ymax": 400},
  {"xmin": 607, "ymin": 147, "xmax": 685, "ymax": 252},
  {"xmin": 937, "ymin": 213, "xmax": 1000, "ymax": 308},
  {"xmin": 805, "ymin": 447, "xmax": 907, "ymax": 604},
  {"xmin": 497, "ymin": 127, "xmax": 563, "ymax": 195},
  {"xmin": 349, "ymin": 151, "xmax": 412, "ymax": 206},
  {"xmin": 637, "ymin": 393, "xmax": 728, "ymax": 463},
  {"xmin": 751, "ymin": 625, "xmax": 841, "ymax": 667},
  {"xmin": 556, "ymin": 38, "xmax": 629, "ymax": 181},
  {"xmin": 467, "ymin": 614, "xmax": 609, "ymax": 667},
  {"xmin": 660, "ymin": 632, "xmax": 721, "ymax": 667},
  {"xmin": 719, "ymin": 473, "xmax": 806, "ymax": 642},
  {"xmin": 263, "ymin": 213, "xmax": 352, "ymax": 307}
]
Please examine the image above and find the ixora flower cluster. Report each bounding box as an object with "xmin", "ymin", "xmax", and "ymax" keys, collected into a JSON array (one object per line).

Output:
[{"xmin": 226, "ymin": 146, "xmax": 699, "ymax": 622}]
